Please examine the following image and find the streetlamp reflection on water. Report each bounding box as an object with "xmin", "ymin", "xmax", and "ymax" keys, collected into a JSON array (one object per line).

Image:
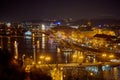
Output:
[
  {"xmin": 42, "ymin": 34, "xmax": 45, "ymax": 49},
  {"xmin": 14, "ymin": 41, "xmax": 18, "ymax": 60}
]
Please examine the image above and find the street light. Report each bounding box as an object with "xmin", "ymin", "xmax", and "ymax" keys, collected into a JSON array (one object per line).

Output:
[
  {"xmin": 72, "ymin": 54, "xmax": 77, "ymax": 62},
  {"xmin": 102, "ymin": 53, "xmax": 107, "ymax": 57},
  {"xmin": 39, "ymin": 55, "xmax": 51, "ymax": 64},
  {"xmin": 38, "ymin": 61, "xmax": 42, "ymax": 64},
  {"xmin": 45, "ymin": 56, "xmax": 51, "ymax": 62},
  {"xmin": 39, "ymin": 55, "xmax": 45, "ymax": 64},
  {"xmin": 40, "ymin": 55, "xmax": 45, "ymax": 60},
  {"xmin": 102, "ymin": 53, "xmax": 107, "ymax": 62},
  {"xmin": 72, "ymin": 52, "xmax": 84, "ymax": 63},
  {"xmin": 109, "ymin": 54, "xmax": 114, "ymax": 59},
  {"xmin": 72, "ymin": 54, "xmax": 77, "ymax": 58},
  {"xmin": 78, "ymin": 55, "xmax": 84, "ymax": 60}
]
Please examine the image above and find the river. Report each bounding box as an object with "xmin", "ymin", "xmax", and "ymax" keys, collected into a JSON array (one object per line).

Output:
[{"xmin": 0, "ymin": 34, "xmax": 120, "ymax": 80}]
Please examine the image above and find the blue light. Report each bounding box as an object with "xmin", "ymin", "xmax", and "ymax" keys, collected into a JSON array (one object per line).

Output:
[
  {"xmin": 98, "ymin": 24, "xmax": 102, "ymax": 28},
  {"xmin": 25, "ymin": 31, "xmax": 32, "ymax": 36},
  {"xmin": 56, "ymin": 21, "xmax": 61, "ymax": 25}
]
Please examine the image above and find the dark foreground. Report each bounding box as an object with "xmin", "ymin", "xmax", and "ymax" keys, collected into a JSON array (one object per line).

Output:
[{"xmin": 0, "ymin": 49, "xmax": 52, "ymax": 80}]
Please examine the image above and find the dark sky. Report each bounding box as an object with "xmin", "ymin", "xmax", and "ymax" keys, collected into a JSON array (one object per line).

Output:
[{"xmin": 0, "ymin": 0, "xmax": 120, "ymax": 21}]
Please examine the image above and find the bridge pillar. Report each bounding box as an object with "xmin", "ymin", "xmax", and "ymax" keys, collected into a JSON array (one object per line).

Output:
[{"xmin": 97, "ymin": 64, "xmax": 104, "ymax": 79}]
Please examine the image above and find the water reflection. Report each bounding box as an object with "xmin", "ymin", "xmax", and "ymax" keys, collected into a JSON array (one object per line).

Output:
[
  {"xmin": 42, "ymin": 34, "xmax": 45, "ymax": 49},
  {"xmin": 1, "ymin": 35, "xmax": 120, "ymax": 80},
  {"xmin": 1, "ymin": 37, "xmax": 3, "ymax": 48},
  {"xmin": 113, "ymin": 67, "xmax": 119, "ymax": 80},
  {"xmin": 7, "ymin": 37, "xmax": 11, "ymax": 51},
  {"xmin": 36, "ymin": 40, "xmax": 40, "ymax": 49},
  {"xmin": 14, "ymin": 41, "xmax": 18, "ymax": 59},
  {"xmin": 103, "ymin": 67, "xmax": 120, "ymax": 80},
  {"xmin": 57, "ymin": 47, "xmax": 62, "ymax": 63}
]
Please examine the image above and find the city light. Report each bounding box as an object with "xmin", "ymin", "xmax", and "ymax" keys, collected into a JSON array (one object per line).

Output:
[
  {"xmin": 39, "ymin": 55, "xmax": 51, "ymax": 64},
  {"xmin": 39, "ymin": 55, "xmax": 45, "ymax": 60},
  {"xmin": 6, "ymin": 23, "xmax": 11, "ymax": 27},
  {"xmin": 38, "ymin": 61, "xmax": 42, "ymax": 64},
  {"xmin": 102, "ymin": 53, "xmax": 107, "ymax": 57},
  {"xmin": 45, "ymin": 56, "xmax": 51, "ymax": 62},
  {"xmin": 109, "ymin": 54, "xmax": 114, "ymax": 58},
  {"xmin": 42, "ymin": 24, "xmax": 45, "ymax": 31},
  {"xmin": 0, "ymin": 17, "xmax": 120, "ymax": 80}
]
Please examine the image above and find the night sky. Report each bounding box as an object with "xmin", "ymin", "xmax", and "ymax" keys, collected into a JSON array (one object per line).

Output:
[{"xmin": 0, "ymin": 0, "xmax": 120, "ymax": 21}]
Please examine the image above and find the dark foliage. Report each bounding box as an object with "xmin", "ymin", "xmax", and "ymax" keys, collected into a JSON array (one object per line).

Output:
[{"xmin": 0, "ymin": 49, "xmax": 52, "ymax": 80}]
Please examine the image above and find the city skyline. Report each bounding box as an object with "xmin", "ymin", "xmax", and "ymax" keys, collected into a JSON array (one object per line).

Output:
[{"xmin": 0, "ymin": 0, "xmax": 120, "ymax": 22}]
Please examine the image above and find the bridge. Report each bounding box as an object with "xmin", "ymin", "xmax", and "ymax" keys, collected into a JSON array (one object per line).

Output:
[
  {"xmin": 35, "ymin": 62, "xmax": 120, "ymax": 68},
  {"xmin": 24, "ymin": 61, "xmax": 120, "ymax": 80}
]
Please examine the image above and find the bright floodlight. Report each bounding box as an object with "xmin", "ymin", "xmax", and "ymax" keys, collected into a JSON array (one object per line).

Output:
[
  {"xmin": 6, "ymin": 23, "xmax": 11, "ymax": 27},
  {"xmin": 42, "ymin": 24, "xmax": 45, "ymax": 30}
]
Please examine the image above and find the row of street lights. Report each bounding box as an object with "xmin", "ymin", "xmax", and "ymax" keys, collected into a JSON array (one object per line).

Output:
[
  {"xmin": 38, "ymin": 55, "xmax": 51, "ymax": 64},
  {"xmin": 102, "ymin": 53, "xmax": 115, "ymax": 62}
]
